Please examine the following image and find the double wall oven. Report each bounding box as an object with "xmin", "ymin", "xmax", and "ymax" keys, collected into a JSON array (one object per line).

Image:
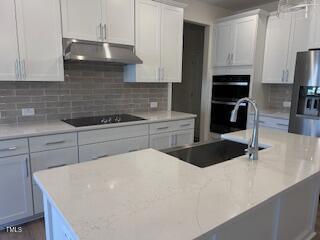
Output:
[{"xmin": 210, "ymin": 75, "xmax": 250, "ymax": 134}]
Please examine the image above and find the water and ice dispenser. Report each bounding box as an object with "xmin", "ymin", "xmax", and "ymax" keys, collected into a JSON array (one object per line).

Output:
[{"xmin": 297, "ymin": 86, "xmax": 320, "ymax": 117}]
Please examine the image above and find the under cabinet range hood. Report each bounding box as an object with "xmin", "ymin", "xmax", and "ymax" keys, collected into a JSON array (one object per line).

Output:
[{"xmin": 62, "ymin": 38, "xmax": 142, "ymax": 64}]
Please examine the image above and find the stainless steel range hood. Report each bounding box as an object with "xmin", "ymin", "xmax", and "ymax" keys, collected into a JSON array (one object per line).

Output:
[{"xmin": 62, "ymin": 38, "xmax": 142, "ymax": 64}]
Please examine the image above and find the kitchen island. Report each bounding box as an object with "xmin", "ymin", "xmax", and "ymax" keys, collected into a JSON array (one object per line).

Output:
[{"xmin": 34, "ymin": 129, "xmax": 320, "ymax": 240}]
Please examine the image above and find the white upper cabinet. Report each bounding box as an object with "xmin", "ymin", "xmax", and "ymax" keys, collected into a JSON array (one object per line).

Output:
[
  {"xmin": 102, "ymin": 0, "xmax": 135, "ymax": 45},
  {"xmin": 15, "ymin": 0, "xmax": 64, "ymax": 82},
  {"xmin": 262, "ymin": 11, "xmax": 310, "ymax": 84},
  {"xmin": 309, "ymin": 6, "xmax": 320, "ymax": 49},
  {"xmin": 125, "ymin": 0, "xmax": 184, "ymax": 83},
  {"xmin": 134, "ymin": 0, "xmax": 161, "ymax": 82},
  {"xmin": 0, "ymin": 0, "xmax": 20, "ymax": 81},
  {"xmin": 213, "ymin": 15, "xmax": 258, "ymax": 67},
  {"xmin": 0, "ymin": 0, "xmax": 64, "ymax": 82},
  {"xmin": 213, "ymin": 22, "xmax": 233, "ymax": 67},
  {"xmin": 232, "ymin": 16, "xmax": 257, "ymax": 66},
  {"xmin": 287, "ymin": 10, "xmax": 311, "ymax": 83},
  {"xmin": 262, "ymin": 14, "xmax": 292, "ymax": 84},
  {"xmin": 160, "ymin": 4, "xmax": 183, "ymax": 83},
  {"xmin": 60, "ymin": 0, "xmax": 102, "ymax": 42},
  {"xmin": 61, "ymin": 0, "xmax": 135, "ymax": 45}
]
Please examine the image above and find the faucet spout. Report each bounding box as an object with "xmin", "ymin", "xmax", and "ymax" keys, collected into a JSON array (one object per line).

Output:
[{"xmin": 230, "ymin": 97, "xmax": 259, "ymax": 160}]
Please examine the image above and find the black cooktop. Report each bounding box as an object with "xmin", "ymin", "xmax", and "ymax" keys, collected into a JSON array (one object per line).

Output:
[{"xmin": 62, "ymin": 114, "xmax": 146, "ymax": 127}]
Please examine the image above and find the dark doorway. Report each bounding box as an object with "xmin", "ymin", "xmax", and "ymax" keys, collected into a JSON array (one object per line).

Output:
[{"xmin": 172, "ymin": 22, "xmax": 205, "ymax": 141}]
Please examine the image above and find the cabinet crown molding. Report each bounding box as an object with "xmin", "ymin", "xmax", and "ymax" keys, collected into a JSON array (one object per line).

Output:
[
  {"xmin": 152, "ymin": 0, "xmax": 187, "ymax": 8},
  {"xmin": 216, "ymin": 9, "xmax": 269, "ymax": 23}
]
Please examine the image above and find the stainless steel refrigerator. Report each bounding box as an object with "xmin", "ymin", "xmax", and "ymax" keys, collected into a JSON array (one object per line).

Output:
[{"xmin": 289, "ymin": 50, "xmax": 320, "ymax": 137}]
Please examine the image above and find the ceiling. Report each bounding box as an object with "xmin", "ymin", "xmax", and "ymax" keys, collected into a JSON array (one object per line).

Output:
[{"xmin": 201, "ymin": 0, "xmax": 277, "ymax": 11}]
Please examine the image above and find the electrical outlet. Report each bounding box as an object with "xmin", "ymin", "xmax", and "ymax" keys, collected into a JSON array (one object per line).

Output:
[
  {"xmin": 283, "ymin": 101, "xmax": 291, "ymax": 108},
  {"xmin": 150, "ymin": 102, "xmax": 158, "ymax": 109},
  {"xmin": 22, "ymin": 108, "xmax": 35, "ymax": 116}
]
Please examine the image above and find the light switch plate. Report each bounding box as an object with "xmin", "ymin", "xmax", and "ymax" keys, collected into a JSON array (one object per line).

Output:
[
  {"xmin": 150, "ymin": 102, "xmax": 158, "ymax": 108},
  {"xmin": 283, "ymin": 101, "xmax": 291, "ymax": 108},
  {"xmin": 22, "ymin": 108, "xmax": 35, "ymax": 116}
]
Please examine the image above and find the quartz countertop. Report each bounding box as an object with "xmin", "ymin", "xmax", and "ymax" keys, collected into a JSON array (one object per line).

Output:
[
  {"xmin": 0, "ymin": 111, "xmax": 196, "ymax": 140},
  {"xmin": 34, "ymin": 129, "xmax": 320, "ymax": 240}
]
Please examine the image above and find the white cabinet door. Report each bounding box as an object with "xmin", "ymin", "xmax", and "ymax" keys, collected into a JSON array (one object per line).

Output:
[
  {"xmin": 309, "ymin": 6, "xmax": 320, "ymax": 49},
  {"xmin": 213, "ymin": 22, "xmax": 233, "ymax": 67},
  {"xmin": 15, "ymin": 0, "xmax": 64, "ymax": 82},
  {"xmin": 160, "ymin": 4, "xmax": 183, "ymax": 83},
  {"xmin": 60, "ymin": 0, "xmax": 102, "ymax": 42},
  {"xmin": 175, "ymin": 129, "xmax": 194, "ymax": 147},
  {"xmin": 0, "ymin": 0, "xmax": 20, "ymax": 81},
  {"xmin": 102, "ymin": 0, "xmax": 134, "ymax": 45},
  {"xmin": 287, "ymin": 10, "xmax": 311, "ymax": 84},
  {"xmin": 149, "ymin": 132, "xmax": 174, "ymax": 150},
  {"xmin": 135, "ymin": 0, "xmax": 161, "ymax": 82},
  {"xmin": 0, "ymin": 155, "xmax": 33, "ymax": 225},
  {"xmin": 262, "ymin": 14, "xmax": 292, "ymax": 84},
  {"xmin": 232, "ymin": 16, "xmax": 257, "ymax": 66},
  {"xmin": 31, "ymin": 147, "xmax": 78, "ymax": 214}
]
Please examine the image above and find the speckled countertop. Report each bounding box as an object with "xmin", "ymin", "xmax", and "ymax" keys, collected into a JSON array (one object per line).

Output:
[
  {"xmin": 34, "ymin": 129, "xmax": 320, "ymax": 240},
  {"xmin": 0, "ymin": 111, "xmax": 196, "ymax": 140}
]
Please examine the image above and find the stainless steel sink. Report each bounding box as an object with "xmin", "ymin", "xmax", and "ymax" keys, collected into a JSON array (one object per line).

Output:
[{"xmin": 164, "ymin": 139, "xmax": 265, "ymax": 168}]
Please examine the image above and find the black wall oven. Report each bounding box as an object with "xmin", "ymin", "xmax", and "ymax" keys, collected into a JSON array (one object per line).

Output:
[{"xmin": 210, "ymin": 75, "xmax": 250, "ymax": 134}]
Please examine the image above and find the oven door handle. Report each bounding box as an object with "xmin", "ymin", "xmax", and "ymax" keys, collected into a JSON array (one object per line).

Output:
[
  {"xmin": 212, "ymin": 100, "xmax": 246, "ymax": 107},
  {"xmin": 212, "ymin": 82, "xmax": 248, "ymax": 86}
]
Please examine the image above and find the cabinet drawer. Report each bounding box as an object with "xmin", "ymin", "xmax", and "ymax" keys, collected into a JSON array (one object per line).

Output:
[
  {"xmin": 0, "ymin": 138, "xmax": 28, "ymax": 157},
  {"xmin": 29, "ymin": 133, "xmax": 77, "ymax": 152},
  {"xmin": 31, "ymin": 147, "xmax": 78, "ymax": 183},
  {"xmin": 78, "ymin": 124, "xmax": 148, "ymax": 145},
  {"xmin": 149, "ymin": 119, "xmax": 195, "ymax": 134},
  {"xmin": 79, "ymin": 136, "xmax": 149, "ymax": 163},
  {"xmin": 248, "ymin": 115, "xmax": 289, "ymax": 131}
]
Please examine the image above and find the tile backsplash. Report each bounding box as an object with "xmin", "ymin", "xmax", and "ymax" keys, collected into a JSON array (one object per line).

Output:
[
  {"xmin": 265, "ymin": 84, "xmax": 293, "ymax": 112},
  {"xmin": 0, "ymin": 62, "xmax": 168, "ymax": 124}
]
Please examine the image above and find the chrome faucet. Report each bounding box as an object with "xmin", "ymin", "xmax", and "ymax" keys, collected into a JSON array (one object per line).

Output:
[{"xmin": 230, "ymin": 98, "xmax": 259, "ymax": 160}]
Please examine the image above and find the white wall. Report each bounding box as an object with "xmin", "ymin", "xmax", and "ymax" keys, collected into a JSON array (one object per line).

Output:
[{"xmin": 172, "ymin": 0, "xmax": 232, "ymax": 141}]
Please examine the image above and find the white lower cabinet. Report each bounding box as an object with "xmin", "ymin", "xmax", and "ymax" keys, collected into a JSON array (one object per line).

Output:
[
  {"xmin": 79, "ymin": 136, "xmax": 149, "ymax": 163},
  {"xmin": 150, "ymin": 129, "xmax": 194, "ymax": 150},
  {"xmin": 31, "ymin": 147, "xmax": 78, "ymax": 214},
  {"xmin": 247, "ymin": 114, "xmax": 289, "ymax": 132},
  {"xmin": 0, "ymin": 154, "xmax": 33, "ymax": 225}
]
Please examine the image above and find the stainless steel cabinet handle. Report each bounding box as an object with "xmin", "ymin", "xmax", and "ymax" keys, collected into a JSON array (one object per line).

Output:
[
  {"xmin": 99, "ymin": 23, "xmax": 103, "ymax": 40},
  {"xmin": 180, "ymin": 124, "xmax": 191, "ymax": 128},
  {"xmin": 92, "ymin": 154, "xmax": 109, "ymax": 160},
  {"xmin": 230, "ymin": 53, "xmax": 234, "ymax": 65},
  {"xmin": 48, "ymin": 164, "xmax": 66, "ymax": 169},
  {"xmin": 286, "ymin": 70, "xmax": 289, "ymax": 82},
  {"xmin": 158, "ymin": 67, "xmax": 161, "ymax": 81},
  {"xmin": 129, "ymin": 149, "xmax": 138, "ymax": 152},
  {"xmin": 104, "ymin": 24, "xmax": 107, "ymax": 40},
  {"xmin": 25, "ymin": 158, "xmax": 29, "ymax": 178},
  {"xmin": 157, "ymin": 126, "xmax": 169, "ymax": 130},
  {"xmin": 281, "ymin": 70, "xmax": 285, "ymax": 82},
  {"xmin": 20, "ymin": 60, "xmax": 26, "ymax": 79},
  {"xmin": 276, "ymin": 123, "xmax": 288, "ymax": 127},
  {"xmin": 161, "ymin": 67, "xmax": 165, "ymax": 81},
  {"xmin": 0, "ymin": 146, "xmax": 17, "ymax": 151},
  {"xmin": 45, "ymin": 140, "xmax": 66, "ymax": 145},
  {"xmin": 15, "ymin": 60, "xmax": 19, "ymax": 80},
  {"xmin": 227, "ymin": 53, "xmax": 230, "ymax": 65}
]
